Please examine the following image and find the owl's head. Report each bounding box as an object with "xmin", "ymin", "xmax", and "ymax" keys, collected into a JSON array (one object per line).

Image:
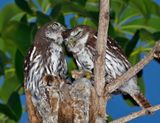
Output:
[
  {"xmin": 35, "ymin": 22, "xmax": 66, "ymax": 45},
  {"xmin": 45, "ymin": 22, "xmax": 66, "ymax": 45},
  {"xmin": 63, "ymin": 25, "xmax": 94, "ymax": 54}
]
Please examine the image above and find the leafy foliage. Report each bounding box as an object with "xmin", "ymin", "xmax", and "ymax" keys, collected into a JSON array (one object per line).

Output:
[{"xmin": 0, "ymin": 0, "xmax": 160, "ymax": 122}]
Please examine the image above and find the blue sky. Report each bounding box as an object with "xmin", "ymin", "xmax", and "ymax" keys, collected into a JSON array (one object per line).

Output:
[{"xmin": 0, "ymin": 0, "xmax": 160, "ymax": 123}]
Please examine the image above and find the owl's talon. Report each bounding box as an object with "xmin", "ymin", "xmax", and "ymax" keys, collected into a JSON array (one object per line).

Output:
[
  {"xmin": 83, "ymin": 71, "xmax": 93, "ymax": 79},
  {"xmin": 71, "ymin": 70, "xmax": 93, "ymax": 79},
  {"xmin": 71, "ymin": 70, "xmax": 83, "ymax": 79}
]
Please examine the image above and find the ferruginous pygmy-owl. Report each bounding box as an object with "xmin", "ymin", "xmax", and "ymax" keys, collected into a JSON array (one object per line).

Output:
[
  {"xmin": 63, "ymin": 25, "xmax": 151, "ymax": 109},
  {"xmin": 24, "ymin": 22, "xmax": 67, "ymax": 121}
]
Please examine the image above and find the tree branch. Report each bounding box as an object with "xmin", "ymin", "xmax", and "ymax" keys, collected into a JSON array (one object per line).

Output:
[
  {"xmin": 106, "ymin": 42, "xmax": 160, "ymax": 93},
  {"xmin": 110, "ymin": 104, "xmax": 160, "ymax": 123},
  {"xmin": 94, "ymin": 0, "xmax": 110, "ymax": 118},
  {"xmin": 95, "ymin": 0, "xmax": 109, "ymax": 96}
]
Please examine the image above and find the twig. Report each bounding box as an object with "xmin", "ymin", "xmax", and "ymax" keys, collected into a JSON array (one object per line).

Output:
[
  {"xmin": 110, "ymin": 104, "xmax": 160, "ymax": 123},
  {"xmin": 106, "ymin": 42, "xmax": 160, "ymax": 93},
  {"xmin": 94, "ymin": 0, "xmax": 110, "ymax": 118}
]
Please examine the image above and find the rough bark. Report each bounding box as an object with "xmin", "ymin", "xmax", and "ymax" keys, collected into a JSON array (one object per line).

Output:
[
  {"xmin": 110, "ymin": 104, "xmax": 160, "ymax": 123},
  {"xmin": 94, "ymin": 0, "xmax": 110, "ymax": 119}
]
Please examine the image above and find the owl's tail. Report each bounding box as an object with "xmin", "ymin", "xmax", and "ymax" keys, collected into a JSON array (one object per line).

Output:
[{"xmin": 131, "ymin": 93, "xmax": 151, "ymax": 109}]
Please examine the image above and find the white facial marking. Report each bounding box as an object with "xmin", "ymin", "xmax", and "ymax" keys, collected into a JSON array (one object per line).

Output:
[
  {"xmin": 70, "ymin": 28, "xmax": 83, "ymax": 36},
  {"xmin": 45, "ymin": 30, "xmax": 57, "ymax": 39},
  {"xmin": 78, "ymin": 33, "xmax": 89, "ymax": 44}
]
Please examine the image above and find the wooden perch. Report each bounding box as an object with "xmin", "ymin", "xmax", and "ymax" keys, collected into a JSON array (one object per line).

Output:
[
  {"xmin": 94, "ymin": 0, "xmax": 110, "ymax": 118},
  {"xmin": 110, "ymin": 104, "xmax": 160, "ymax": 123}
]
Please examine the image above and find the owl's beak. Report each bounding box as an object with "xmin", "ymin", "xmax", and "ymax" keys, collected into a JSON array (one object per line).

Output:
[{"xmin": 62, "ymin": 29, "xmax": 72, "ymax": 39}]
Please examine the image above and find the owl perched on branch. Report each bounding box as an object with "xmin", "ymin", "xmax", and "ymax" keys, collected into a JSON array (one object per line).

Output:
[
  {"xmin": 24, "ymin": 22, "xmax": 67, "ymax": 122},
  {"xmin": 63, "ymin": 25, "xmax": 151, "ymax": 109}
]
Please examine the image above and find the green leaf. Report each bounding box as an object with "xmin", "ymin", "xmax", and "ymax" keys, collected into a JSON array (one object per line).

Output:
[
  {"xmin": 67, "ymin": 57, "xmax": 78, "ymax": 76},
  {"xmin": 139, "ymin": 29, "xmax": 153, "ymax": 42},
  {"xmin": 82, "ymin": 18, "xmax": 97, "ymax": 29},
  {"xmin": 0, "ymin": 38, "xmax": 5, "ymax": 51},
  {"xmin": 137, "ymin": 71, "xmax": 145, "ymax": 95},
  {"xmin": 129, "ymin": 0, "xmax": 159, "ymax": 19},
  {"xmin": 0, "ymin": 104, "xmax": 17, "ymax": 121},
  {"xmin": 38, "ymin": 0, "xmax": 50, "ymax": 12},
  {"xmin": 152, "ymin": 31, "xmax": 160, "ymax": 41},
  {"xmin": 0, "ymin": 49, "xmax": 11, "ymax": 75},
  {"xmin": 85, "ymin": 1, "xmax": 99, "ymax": 12},
  {"xmin": 7, "ymin": 92, "xmax": 22, "ymax": 121},
  {"xmin": 2, "ymin": 21, "xmax": 33, "ymax": 55},
  {"xmin": 29, "ymin": 22, "xmax": 38, "ymax": 43},
  {"xmin": 0, "ymin": 92, "xmax": 22, "ymax": 121},
  {"xmin": 15, "ymin": 0, "xmax": 33, "ymax": 14},
  {"xmin": 0, "ymin": 92, "xmax": 22, "ymax": 122},
  {"xmin": 50, "ymin": 0, "xmax": 98, "ymax": 23},
  {"xmin": 125, "ymin": 30, "xmax": 140, "ymax": 57},
  {"xmin": 70, "ymin": 15, "xmax": 79, "ymax": 28},
  {"xmin": 122, "ymin": 94, "xmax": 138, "ymax": 107},
  {"xmin": 15, "ymin": 50, "xmax": 24, "ymax": 84},
  {"xmin": 50, "ymin": 4, "xmax": 62, "ymax": 19},
  {"xmin": 0, "ymin": 113, "xmax": 15, "ymax": 123},
  {"xmin": 50, "ymin": 5, "xmax": 65, "ymax": 24},
  {"xmin": 130, "ymin": 47, "xmax": 151, "ymax": 57},
  {"xmin": 108, "ymin": 22, "xmax": 116, "ymax": 38},
  {"xmin": 36, "ymin": 11, "xmax": 51, "ymax": 25},
  {"xmin": 114, "ymin": 37, "xmax": 129, "ymax": 50},
  {"xmin": 0, "ymin": 4, "xmax": 21, "ymax": 32},
  {"xmin": 0, "ymin": 50, "xmax": 6, "ymax": 75},
  {"xmin": 111, "ymin": 0, "xmax": 160, "ymax": 36},
  {"xmin": 130, "ymin": 0, "xmax": 150, "ymax": 19},
  {"xmin": 0, "ymin": 70, "xmax": 20, "ymax": 102},
  {"xmin": 20, "ymin": 14, "xmax": 28, "ymax": 24},
  {"xmin": 70, "ymin": 0, "xmax": 87, "ymax": 6},
  {"xmin": 57, "ymin": 14, "xmax": 65, "ymax": 25}
]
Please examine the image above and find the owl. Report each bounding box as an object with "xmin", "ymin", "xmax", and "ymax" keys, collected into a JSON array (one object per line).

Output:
[
  {"xmin": 24, "ymin": 22, "xmax": 67, "ymax": 121},
  {"xmin": 63, "ymin": 25, "xmax": 151, "ymax": 109}
]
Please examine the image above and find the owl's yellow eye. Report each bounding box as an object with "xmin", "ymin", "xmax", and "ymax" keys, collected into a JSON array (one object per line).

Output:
[{"xmin": 68, "ymin": 38, "xmax": 76, "ymax": 47}]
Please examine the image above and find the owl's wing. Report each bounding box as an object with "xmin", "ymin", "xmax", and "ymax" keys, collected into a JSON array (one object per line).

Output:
[
  {"xmin": 107, "ymin": 37, "xmax": 131, "ymax": 69},
  {"xmin": 24, "ymin": 45, "xmax": 34, "ymax": 77},
  {"xmin": 86, "ymin": 30, "xmax": 131, "ymax": 69}
]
